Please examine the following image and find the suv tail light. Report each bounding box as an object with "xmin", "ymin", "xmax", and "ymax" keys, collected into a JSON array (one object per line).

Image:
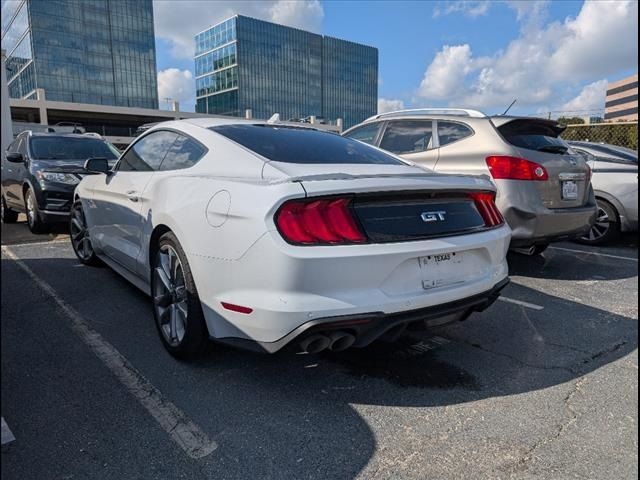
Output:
[
  {"xmin": 275, "ymin": 197, "xmax": 367, "ymax": 245},
  {"xmin": 486, "ymin": 155, "xmax": 548, "ymax": 181},
  {"xmin": 468, "ymin": 192, "xmax": 504, "ymax": 227}
]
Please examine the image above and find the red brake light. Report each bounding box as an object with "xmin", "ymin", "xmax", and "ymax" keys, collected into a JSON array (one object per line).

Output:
[
  {"xmin": 275, "ymin": 197, "xmax": 367, "ymax": 245},
  {"xmin": 486, "ymin": 155, "xmax": 548, "ymax": 181},
  {"xmin": 469, "ymin": 191, "xmax": 504, "ymax": 228}
]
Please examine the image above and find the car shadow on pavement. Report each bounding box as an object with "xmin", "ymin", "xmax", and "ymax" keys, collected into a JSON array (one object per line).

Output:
[
  {"xmin": 3, "ymin": 256, "xmax": 637, "ymax": 479},
  {"xmin": 506, "ymin": 247, "xmax": 637, "ymax": 281},
  {"xmin": 0, "ymin": 218, "xmax": 69, "ymax": 246}
]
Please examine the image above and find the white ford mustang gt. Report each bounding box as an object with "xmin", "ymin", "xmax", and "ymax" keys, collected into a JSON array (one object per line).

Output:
[{"xmin": 71, "ymin": 118, "xmax": 511, "ymax": 358}]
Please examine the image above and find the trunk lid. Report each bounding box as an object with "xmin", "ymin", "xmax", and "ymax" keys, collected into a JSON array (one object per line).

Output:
[
  {"xmin": 297, "ymin": 171, "xmax": 499, "ymax": 242},
  {"xmin": 494, "ymin": 117, "xmax": 591, "ymax": 209}
]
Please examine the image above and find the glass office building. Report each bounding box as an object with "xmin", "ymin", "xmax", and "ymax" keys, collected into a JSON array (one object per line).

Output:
[
  {"xmin": 1, "ymin": 0, "xmax": 158, "ymax": 108},
  {"xmin": 195, "ymin": 16, "xmax": 377, "ymax": 128}
]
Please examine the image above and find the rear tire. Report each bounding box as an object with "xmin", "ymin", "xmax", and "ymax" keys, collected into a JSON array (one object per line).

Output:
[
  {"xmin": 576, "ymin": 199, "xmax": 620, "ymax": 245},
  {"xmin": 1, "ymin": 194, "xmax": 18, "ymax": 223},
  {"xmin": 151, "ymin": 231, "xmax": 209, "ymax": 359},
  {"xmin": 24, "ymin": 187, "xmax": 47, "ymax": 234}
]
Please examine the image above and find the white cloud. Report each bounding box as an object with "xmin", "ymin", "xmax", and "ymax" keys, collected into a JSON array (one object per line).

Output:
[
  {"xmin": 268, "ymin": 0, "xmax": 323, "ymax": 32},
  {"xmin": 378, "ymin": 98, "xmax": 405, "ymax": 114},
  {"xmin": 157, "ymin": 68, "xmax": 196, "ymax": 111},
  {"xmin": 433, "ymin": 1, "xmax": 491, "ymax": 19},
  {"xmin": 417, "ymin": 0, "xmax": 638, "ymax": 112},
  {"xmin": 505, "ymin": 0, "xmax": 548, "ymax": 24},
  {"xmin": 418, "ymin": 45, "xmax": 474, "ymax": 100},
  {"xmin": 560, "ymin": 79, "xmax": 608, "ymax": 113},
  {"xmin": 154, "ymin": 0, "xmax": 324, "ymax": 60},
  {"xmin": 549, "ymin": 1, "xmax": 638, "ymax": 80}
]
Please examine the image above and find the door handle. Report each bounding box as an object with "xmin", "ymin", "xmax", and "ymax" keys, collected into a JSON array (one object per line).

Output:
[{"xmin": 126, "ymin": 190, "xmax": 139, "ymax": 202}]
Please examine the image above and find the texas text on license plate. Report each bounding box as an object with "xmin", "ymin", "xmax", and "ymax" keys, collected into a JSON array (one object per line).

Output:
[
  {"xmin": 562, "ymin": 180, "xmax": 578, "ymax": 200},
  {"xmin": 419, "ymin": 252, "xmax": 465, "ymax": 290}
]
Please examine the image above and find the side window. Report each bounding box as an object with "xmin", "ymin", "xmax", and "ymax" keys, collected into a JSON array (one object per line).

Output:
[
  {"xmin": 159, "ymin": 134, "xmax": 206, "ymax": 171},
  {"xmin": 438, "ymin": 121, "xmax": 473, "ymax": 146},
  {"xmin": 379, "ymin": 120, "xmax": 434, "ymax": 155},
  {"xmin": 344, "ymin": 123, "xmax": 381, "ymax": 146},
  {"xmin": 18, "ymin": 136, "xmax": 29, "ymax": 155},
  {"xmin": 118, "ymin": 131, "xmax": 179, "ymax": 172}
]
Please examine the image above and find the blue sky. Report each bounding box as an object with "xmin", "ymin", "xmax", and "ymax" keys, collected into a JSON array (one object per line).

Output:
[{"xmin": 153, "ymin": 0, "xmax": 638, "ymax": 115}]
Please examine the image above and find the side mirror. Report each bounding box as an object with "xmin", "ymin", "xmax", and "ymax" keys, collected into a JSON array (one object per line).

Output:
[
  {"xmin": 84, "ymin": 157, "xmax": 110, "ymax": 174},
  {"xmin": 6, "ymin": 152, "xmax": 24, "ymax": 163}
]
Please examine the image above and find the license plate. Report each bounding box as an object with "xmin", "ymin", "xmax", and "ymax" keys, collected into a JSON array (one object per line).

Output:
[
  {"xmin": 562, "ymin": 180, "xmax": 578, "ymax": 200},
  {"xmin": 419, "ymin": 252, "xmax": 465, "ymax": 290}
]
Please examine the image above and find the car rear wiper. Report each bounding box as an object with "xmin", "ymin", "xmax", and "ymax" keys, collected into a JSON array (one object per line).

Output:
[{"xmin": 537, "ymin": 145, "xmax": 568, "ymax": 154}]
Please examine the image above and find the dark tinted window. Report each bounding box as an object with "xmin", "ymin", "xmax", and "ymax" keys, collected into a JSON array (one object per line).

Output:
[
  {"xmin": 498, "ymin": 119, "xmax": 569, "ymax": 153},
  {"xmin": 210, "ymin": 125, "xmax": 403, "ymax": 165},
  {"xmin": 438, "ymin": 121, "xmax": 473, "ymax": 146},
  {"xmin": 29, "ymin": 136, "xmax": 119, "ymax": 160},
  {"xmin": 379, "ymin": 120, "xmax": 434, "ymax": 155},
  {"xmin": 6, "ymin": 138, "xmax": 19, "ymax": 153},
  {"xmin": 17, "ymin": 137, "xmax": 28, "ymax": 155},
  {"xmin": 119, "ymin": 131, "xmax": 179, "ymax": 172},
  {"xmin": 9, "ymin": 137, "xmax": 23, "ymax": 154},
  {"xmin": 344, "ymin": 123, "xmax": 381, "ymax": 145},
  {"xmin": 159, "ymin": 135, "xmax": 207, "ymax": 171}
]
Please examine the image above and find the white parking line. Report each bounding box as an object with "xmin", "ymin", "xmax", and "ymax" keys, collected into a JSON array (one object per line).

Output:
[
  {"xmin": 1, "ymin": 239, "xmax": 69, "ymax": 248},
  {"xmin": 1, "ymin": 417, "xmax": 16, "ymax": 445},
  {"xmin": 1, "ymin": 246, "xmax": 217, "ymax": 459},
  {"xmin": 549, "ymin": 246, "xmax": 638, "ymax": 262},
  {"xmin": 498, "ymin": 296, "xmax": 545, "ymax": 310}
]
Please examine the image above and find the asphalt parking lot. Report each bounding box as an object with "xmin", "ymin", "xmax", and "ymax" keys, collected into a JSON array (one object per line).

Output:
[{"xmin": 1, "ymin": 218, "xmax": 637, "ymax": 480}]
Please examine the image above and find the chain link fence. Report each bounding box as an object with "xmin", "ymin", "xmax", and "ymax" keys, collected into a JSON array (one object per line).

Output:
[{"xmin": 561, "ymin": 122, "xmax": 637, "ymax": 150}]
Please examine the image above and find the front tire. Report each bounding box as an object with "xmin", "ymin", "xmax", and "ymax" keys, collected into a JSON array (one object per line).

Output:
[
  {"xmin": 1, "ymin": 194, "xmax": 19, "ymax": 223},
  {"xmin": 576, "ymin": 200, "xmax": 620, "ymax": 245},
  {"xmin": 24, "ymin": 187, "xmax": 47, "ymax": 233},
  {"xmin": 70, "ymin": 201, "xmax": 102, "ymax": 266},
  {"xmin": 151, "ymin": 232, "xmax": 209, "ymax": 359}
]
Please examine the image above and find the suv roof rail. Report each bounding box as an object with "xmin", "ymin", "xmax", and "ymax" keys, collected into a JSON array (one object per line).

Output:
[{"xmin": 367, "ymin": 108, "xmax": 486, "ymax": 121}]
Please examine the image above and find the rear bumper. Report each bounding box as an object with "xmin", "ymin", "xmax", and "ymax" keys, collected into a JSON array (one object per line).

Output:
[
  {"xmin": 218, "ymin": 277, "xmax": 510, "ymax": 353},
  {"xmin": 190, "ymin": 224, "xmax": 511, "ymax": 347},
  {"xmin": 500, "ymin": 202, "xmax": 596, "ymax": 247}
]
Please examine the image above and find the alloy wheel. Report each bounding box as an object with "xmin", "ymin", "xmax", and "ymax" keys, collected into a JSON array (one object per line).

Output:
[
  {"xmin": 26, "ymin": 190, "xmax": 36, "ymax": 227},
  {"xmin": 70, "ymin": 204, "xmax": 94, "ymax": 261},
  {"xmin": 584, "ymin": 205, "xmax": 610, "ymax": 242},
  {"xmin": 153, "ymin": 245, "xmax": 188, "ymax": 347}
]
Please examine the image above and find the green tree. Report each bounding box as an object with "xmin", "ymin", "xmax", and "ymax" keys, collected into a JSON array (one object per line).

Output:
[{"xmin": 556, "ymin": 116, "xmax": 585, "ymax": 125}]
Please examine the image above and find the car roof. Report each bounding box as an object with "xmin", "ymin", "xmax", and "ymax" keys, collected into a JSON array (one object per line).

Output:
[
  {"xmin": 155, "ymin": 117, "xmax": 329, "ymax": 133},
  {"xmin": 27, "ymin": 132, "xmax": 105, "ymax": 139}
]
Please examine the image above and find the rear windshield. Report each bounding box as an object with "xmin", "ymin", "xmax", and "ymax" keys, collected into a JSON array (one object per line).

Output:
[
  {"xmin": 30, "ymin": 136, "xmax": 119, "ymax": 161},
  {"xmin": 498, "ymin": 119, "xmax": 570, "ymax": 154},
  {"xmin": 575, "ymin": 143, "xmax": 637, "ymax": 163},
  {"xmin": 210, "ymin": 124, "xmax": 404, "ymax": 165}
]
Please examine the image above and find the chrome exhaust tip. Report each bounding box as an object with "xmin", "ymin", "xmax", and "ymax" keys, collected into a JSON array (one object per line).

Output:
[
  {"xmin": 327, "ymin": 331, "xmax": 356, "ymax": 352},
  {"xmin": 299, "ymin": 334, "xmax": 331, "ymax": 354}
]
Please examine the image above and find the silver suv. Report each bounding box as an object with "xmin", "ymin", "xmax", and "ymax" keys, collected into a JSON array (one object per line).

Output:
[{"xmin": 343, "ymin": 109, "xmax": 597, "ymax": 254}]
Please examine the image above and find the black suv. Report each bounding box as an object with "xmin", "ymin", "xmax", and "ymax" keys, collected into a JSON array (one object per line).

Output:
[{"xmin": 1, "ymin": 131, "xmax": 120, "ymax": 233}]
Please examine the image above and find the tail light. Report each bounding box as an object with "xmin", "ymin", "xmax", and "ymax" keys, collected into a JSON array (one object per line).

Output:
[
  {"xmin": 275, "ymin": 197, "xmax": 367, "ymax": 245},
  {"xmin": 469, "ymin": 192, "xmax": 504, "ymax": 227},
  {"xmin": 486, "ymin": 155, "xmax": 548, "ymax": 181}
]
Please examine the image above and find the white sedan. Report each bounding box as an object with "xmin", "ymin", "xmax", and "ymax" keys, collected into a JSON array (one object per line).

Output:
[{"xmin": 71, "ymin": 118, "xmax": 511, "ymax": 359}]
